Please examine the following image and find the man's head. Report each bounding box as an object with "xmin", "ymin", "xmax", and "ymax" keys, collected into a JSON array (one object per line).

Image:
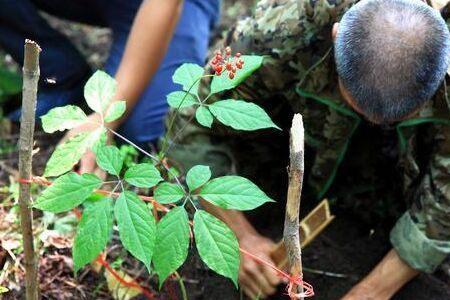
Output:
[{"xmin": 334, "ymin": 0, "xmax": 450, "ymax": 124}]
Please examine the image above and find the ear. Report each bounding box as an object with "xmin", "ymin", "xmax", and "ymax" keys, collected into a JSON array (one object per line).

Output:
[{"xmin": 332, "ymin": 23, "xmax": 340, "ymax": 41}]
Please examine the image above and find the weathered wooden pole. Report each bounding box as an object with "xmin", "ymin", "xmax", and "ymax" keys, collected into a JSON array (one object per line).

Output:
[
  {"xmin": 18, "ymin": 39, "xmax": 41, "ymax": 300},
  {"xmin": 283, "ymin": 114, "xmax": 305, "ymax": 299}
]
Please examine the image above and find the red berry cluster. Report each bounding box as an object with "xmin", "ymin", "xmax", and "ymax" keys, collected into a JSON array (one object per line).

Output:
[{"xmin": 210, "ymin": 46, "xmax": 244, "ymax": 79}]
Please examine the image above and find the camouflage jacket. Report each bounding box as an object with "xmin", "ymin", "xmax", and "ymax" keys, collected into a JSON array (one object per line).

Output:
[{"xmin": 165, "ymin": 0, "xmax": 450, "ymax": 273}]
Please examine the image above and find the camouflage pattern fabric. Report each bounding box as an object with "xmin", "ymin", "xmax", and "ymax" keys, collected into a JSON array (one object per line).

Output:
[{"xmin": 163, "ymin": 0, "xmax": 450, "ymax": 273}]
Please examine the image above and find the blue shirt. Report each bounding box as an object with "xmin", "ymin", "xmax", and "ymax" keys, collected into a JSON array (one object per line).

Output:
[{"xmin": 187, "ymin": 0, "xmax": 221, "ymax": 28}]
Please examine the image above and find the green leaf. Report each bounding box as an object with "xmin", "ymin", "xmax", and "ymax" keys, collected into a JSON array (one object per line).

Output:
[
  {"xmin": 172, "ymin": 63, "xmax": 204, "ymax": 96},
  {"xmin": 167, "ymin": 91, "xmax": 198, "ymax": 108},
  {"xmin": 73, "ymin": 197, "xmax": 113, "ymax": 272},
  {"xmin": 104, "ymin": 101, "xmax": 126, "ymax": 122},
  {"xmin": 0, "ymin": 67, "xmax": 21, "ymax": 96},
  {"xmin": 195, "ymin": 106, "xmax": 213, "ymax": 128},
  {"xmin": 194, "ymin": 210, "xmax": 239, "ymax": 286},
  {"xmin": 92, "ymin": 129, "xmax": 108, "ymax": 155},
  {"xmin": 114, "ymin": 191, "xmax": 156, "ymax": 269},
  {"xmin": 154, "ymin": 182, "xmax": 185, "ymax": 204},
  {"xmin": 124, "ymin": 163, "xmax": 163, "ymax": 188},
  {"xmin": 153, "ymin": 207, "xmax": 190, "ymax": 286},
  {"xmin": 96, "ymin": 145, "xmax": 123, "ymax": 176},
  {"xmin": 84, "ymin": 70, "xmax": 116, "ymax": 114},
  {"xmin": 0, "ymin": 285, "xmax": 9, "ymax": 294},
  {"xmin": 41, "ymin": 105, "xmax": 87, "ymax": 133},
  {"xmin": 210, "ymin": 55, "xmax": 264, "ymax": 94},
  {"xmin": 186, "ymin": 165, "xmax": 211, "ymax": 191},
  {"xmin": 34, "ymin": 172, "xmax": 102, "ymax": 213},
  {"xmin": 208, "ymin": 100, "xmax": 279, "ymax": 131},
  {"xmin": 199, "ymin": 176, "xmax": 273, "ymax": 210},
  {"xmin": 44, "ymin": 128, "xmax": 104, "ymax": 177}
]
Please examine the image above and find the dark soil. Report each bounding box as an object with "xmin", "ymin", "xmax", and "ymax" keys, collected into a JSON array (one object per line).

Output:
[{"xmin": 175, "ymin": 209, "xmax": 450, "ymax": 300}]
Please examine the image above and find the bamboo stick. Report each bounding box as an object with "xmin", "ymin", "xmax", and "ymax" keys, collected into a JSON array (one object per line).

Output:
[
  {"xmin": 18, "ymin": 39, "xmax": 41, "ymax": 300},
  {"xmin": 283, "ymin": 114, "xmax": 305, "ymax": 299}
]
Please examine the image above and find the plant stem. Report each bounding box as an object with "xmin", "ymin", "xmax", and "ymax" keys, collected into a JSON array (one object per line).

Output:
[
  {"xmin": 283, "ymin": 114, "xmax": 305, "ymax": 300},
  {"xmin": 174, "ymin": 272, "xmax": 188, "ymax": 300},
  {"xmin": 160, "ymin": 74, "xmax": 214, "ymax": 156},
  {"xmin": 108, "ymin": 127, "xmax": 184, "ymax": 189},
  {"xmin": 18, "ymin": 39, "xmax": 41, "ymax": 300}
]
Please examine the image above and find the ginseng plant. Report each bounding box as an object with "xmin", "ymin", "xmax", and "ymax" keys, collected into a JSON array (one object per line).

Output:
[{"xmin": 33, "ymin": 47, "xmax": 280, "ymax": 290}]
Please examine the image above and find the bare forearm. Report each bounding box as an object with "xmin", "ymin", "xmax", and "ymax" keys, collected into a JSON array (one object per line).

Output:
[
  {"xmin": 366, "ymin": 249, "xmax": 419, "ymax": 298},
  {"xmin": 111, "ymin": 0, "xmax": 183, "ymax": 127},
  {"xmin": 342, "ymin": 249, "xmax": 419, "ymax": 300}
]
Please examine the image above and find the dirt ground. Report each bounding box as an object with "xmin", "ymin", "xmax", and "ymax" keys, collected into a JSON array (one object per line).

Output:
[
  {"xmin": 176, "ymin": 210, "xmax": 450, "ymax": 300},
  {"xmin": 3, "ymin": 128, "xmax": 449, "ymax": 299},
  {"xmin": 1, "ymin": 0, "xmax": 450, "ymax": 299}
]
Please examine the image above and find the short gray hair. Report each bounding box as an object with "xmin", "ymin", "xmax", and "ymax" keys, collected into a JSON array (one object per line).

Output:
[{"xmin": 335, "ymin": 0, "xmax": 450, "ymax": 123}]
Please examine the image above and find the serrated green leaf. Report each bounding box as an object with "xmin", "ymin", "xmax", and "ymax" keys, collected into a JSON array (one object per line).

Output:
[
  {"xmin": 208, "ymin": 100, "xmax": 279, "ymax": 131},
  {"xmin": 34, "ymin": 172, "xmax": 102, "ymax": 213},
  {"xmin": 154, "ymin": 182, "xmax": 185, "ymax": 204},
  {"xmin": 44, "ymin": 128, "xmax": 104, "ymax": 177},
  {"xmin": 194, "ymin": 210, "xmax": 239, "ymax": 286},
  {"xmin": 41, "ymin": 105, "xmax": 87, "ymax": 133},
  {"xmin": 186, "ymin": 165, "xmax": 211, "ymax": 191},
  {"xmin": 199, "ymin": 176, "xmax": 273, "ymax": 210},
  {"xmin": 104, "ymin": 101, "xmax": 126, "ymax": 122},
  {"xmin": 210, "ymin": 55, "xmax": 263, "ymax": 94},
  {"xmin": 84, "ymin": 70, "xmax": 116, "ymax": 114},
  {"xmin": 96, "ymin": 145, "xmax": 123, "ymax": 176},
  {"xmin": 154, "ymin": 207, "xmax": 190, "ymax": 286},
  {"xmin": 195, "ymin": 106, "xmax": 213, "ymax": 128},
  {"xmin": 167, "ymin": 91, "xmax": 198, "ymax": 108},
  {"xmin": 92, "ymin": 129, "xmax": 107, "ymax": 155},
  {"xmin": 172, "ymin": 63, "xmax": 204, "ymax": 96},
  {"xmin": 73, "ymin": 197, "xmax": 113, "ymax": 272},
  {"xmin": 114, "ymin": 191, "xmax": 156, "ymax": 269},
  {"xmin": 124, "ymin": 163, "xmax": 163, "ymax": 188}
]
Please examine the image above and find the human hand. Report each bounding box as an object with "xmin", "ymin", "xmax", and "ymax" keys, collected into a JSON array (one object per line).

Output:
[
  {"xmin": 60, "ymin": 113, "xmax": 108, "ymax": 179},
  {"xmin": 238, "ymin": 234, "xmax": 283, "ymax": 299}
]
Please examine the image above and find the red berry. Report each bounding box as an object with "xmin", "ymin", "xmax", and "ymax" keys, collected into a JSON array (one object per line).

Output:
[
  {"xmin": 229, "ymin": 72, "xmax": 235, "ymax": 79},
  {"xmin": 211, "ymin": 59, "xmax": 217, "ymax": 65},
  {"xmin": 225, "ymin": 47, "xmax": 232, "ymax": 56},
  {"xmin": 235, "ymin": 52, "xmax": 241, "ymax": 58},
  {"xmin": 236, "ymin": 63, "xmax": 243, "ymax": 69},
  {"xmin": 215, "ymin": 65, "xmax": 223, "ymax": 73},
  {"xmin": 240, "ymin": 59, "xmax": 244, "ymax": 65},
  {"xmin": 231, "ymin": 66, "xmax": 236, "ymax": 73},
  {"xmin": 226, "ymin": 63, "xmax": 232, "ymax": 71}
]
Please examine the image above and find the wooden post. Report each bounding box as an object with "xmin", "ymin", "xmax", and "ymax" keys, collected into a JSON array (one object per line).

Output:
[
  {"xmin": 283, "ymin": 114, "xmax": 305, "ymax": 299},
  {"xmin": 18, "ymin": 39, "xmax": 41, "ymax": 300}
]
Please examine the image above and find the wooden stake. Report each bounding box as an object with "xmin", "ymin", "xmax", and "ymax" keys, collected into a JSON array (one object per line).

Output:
[
  {"xmin": 283, "ymin": 114, "xmax": 305, "ymax": 299},
  {"xmin": 18, "ymin": 39, "xmax": 41, "ymax": 300}
]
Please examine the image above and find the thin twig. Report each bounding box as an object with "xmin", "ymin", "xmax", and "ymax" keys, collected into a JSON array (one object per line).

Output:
[
  {"xmin": 284, "ymin": 114, "xmax": 305, "ymax": 299},
  {"xmin": 18, "ymin": 39, "xmax": 41, "ymax": 300}
]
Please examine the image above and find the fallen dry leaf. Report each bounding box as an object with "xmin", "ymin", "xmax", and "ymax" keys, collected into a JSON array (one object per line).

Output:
[{"xmin": 105, "ymin": 269, "xmax": 142, "ymax": 300}]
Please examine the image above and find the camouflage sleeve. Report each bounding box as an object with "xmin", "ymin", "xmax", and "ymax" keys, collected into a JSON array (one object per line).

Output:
[
  {"xmin": 164, "ymin": 0, "xmax": 352, "ymax": 173},
  {"xmin": 391, "ymin": 123, "xmax": 450, "ymax": 273}
]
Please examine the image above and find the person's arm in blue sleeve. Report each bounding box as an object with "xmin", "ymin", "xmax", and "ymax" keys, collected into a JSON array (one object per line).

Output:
[{"xmin": 63, "ymin": 0, "xmax": 184, "ymax": 174}]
